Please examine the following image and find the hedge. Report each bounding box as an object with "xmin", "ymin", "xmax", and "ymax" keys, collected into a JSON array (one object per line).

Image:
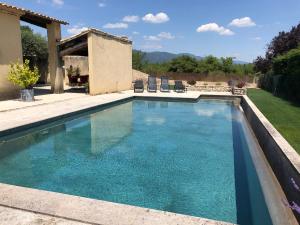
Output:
[{"xmin": 258, "ymin": 48, "xmax": 300, "ymax": 102}]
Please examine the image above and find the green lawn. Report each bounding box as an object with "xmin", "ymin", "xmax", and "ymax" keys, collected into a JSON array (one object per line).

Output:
[{"xmin": 247, "ymin": 89, "xmax": 300, "ymax": 153}]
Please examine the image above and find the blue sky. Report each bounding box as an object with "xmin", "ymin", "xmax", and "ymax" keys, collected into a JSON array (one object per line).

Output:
[{"xmin": 4, "ymin": 0, "xmax": 300, "ymax": 62}]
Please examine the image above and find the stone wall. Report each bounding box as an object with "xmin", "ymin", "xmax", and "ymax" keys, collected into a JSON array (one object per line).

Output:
[
  {"xmin": 88, "ymin": 32, "xmax": 132, "ymax": 95},
  {"xmin": 0, "ymin": 11, "xmax": 23, "ymax": 100},
  {"xmin": 132, "ymin": 69, "xmax": 148, "ymax": 82}
]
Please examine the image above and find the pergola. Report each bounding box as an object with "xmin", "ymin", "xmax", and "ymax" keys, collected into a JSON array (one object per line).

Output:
[
  {"xmin": 0, "ymin": 2, "xmax": 68, "ymax": 99},
  {"xmin": 58, "ymin": 28, "xmax": 133, "ymax": 95}
]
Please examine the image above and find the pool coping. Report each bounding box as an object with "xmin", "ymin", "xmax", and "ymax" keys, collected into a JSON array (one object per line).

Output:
[
  {"xmin": 0, "ymin": 183, "xmax": 234, "ymax": 225},
  {"xmin": 0, "ymin": 91, "xmax": 298, "ymax": 224},
  {"xmin": 242, "ymin": 96, "xmax": 300, "ymax": 174},
  {"xmin": 241, "ymin": 96, "xmax": 300, "ymax": 224}
]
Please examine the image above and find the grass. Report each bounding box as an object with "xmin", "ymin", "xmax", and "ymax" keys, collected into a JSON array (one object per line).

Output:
[{"xmin": 247, "ymin": 89, "xmax": 300, "ymax": 153}]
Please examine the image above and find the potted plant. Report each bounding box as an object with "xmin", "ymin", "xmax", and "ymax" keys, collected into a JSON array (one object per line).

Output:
[
  {"xmin": 187, "ymin": 80, "xmax": 196, "ymax": 86},
  {"xmin": 8, "ymin": 59, "xmax": 40, "ymax": 102},
  {"xmin": 237, "ymin": 81, "xmax": 246, "ymax": 88},
  {"xmin": 84, "ymin": 82, "xmax": 89, "ymax": 94},
  {"xmin": 66, "ymin": 65, "xmax": 79, "ymax": 85}
]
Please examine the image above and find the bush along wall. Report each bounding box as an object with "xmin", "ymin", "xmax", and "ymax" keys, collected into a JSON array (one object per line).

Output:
[{"xmin": 258, "ymin": 48, "xmax": 300, "ymax": 102}]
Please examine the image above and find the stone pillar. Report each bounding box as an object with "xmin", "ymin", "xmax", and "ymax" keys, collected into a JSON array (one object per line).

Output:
[{"xmin": 47, "ymin": 22, "xmax": 64, "ymax": 93}]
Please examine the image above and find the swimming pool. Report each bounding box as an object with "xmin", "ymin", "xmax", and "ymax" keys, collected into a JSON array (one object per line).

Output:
[{"xmin": 0, "ymin": 99, "xmax": 272, "ymax": 225}]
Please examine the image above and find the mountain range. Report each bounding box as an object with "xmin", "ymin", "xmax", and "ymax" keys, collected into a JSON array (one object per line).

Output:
[{"xmin": 135, "ymin": 50, "xmax": 249, "ymax": 64}]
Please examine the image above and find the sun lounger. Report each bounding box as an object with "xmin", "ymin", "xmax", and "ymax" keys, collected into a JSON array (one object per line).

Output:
[
  {"xmin": 160, "ymin": 76, "xmax": 169, "ymax": 92},
  {"xmin": 147, "ymin": 76, "xmax": 157, "ymax": 92},
  {"xmin": 174, "ymin": 80, "xmax": 186, "ymax": 92},
  {"xmin": 134, "ymin": 80, "xmax": 144, "ymax": 93}
]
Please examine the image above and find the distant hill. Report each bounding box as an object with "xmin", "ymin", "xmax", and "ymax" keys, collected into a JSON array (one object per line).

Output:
[{"xmin": 134, "ymin": 50, "xmax": 249, "ymax": 64}]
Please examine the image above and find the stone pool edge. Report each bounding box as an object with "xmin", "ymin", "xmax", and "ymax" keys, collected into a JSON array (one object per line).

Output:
[
  {"xmin": 0, "ymin": 183, "xmax": 233, "ymax": 225},
  {"xmin": 241, "ymin": 96, "xmax": 300, "ymax": 223}
]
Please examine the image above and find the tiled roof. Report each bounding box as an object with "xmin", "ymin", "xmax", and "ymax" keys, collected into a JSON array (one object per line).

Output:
[
  {"xmin": 0, "ymin": 2, "xmax": 68, "ymax": 25},
  {"xmin": 60, "ymin": 28, "xmax": 132, "ymax": 45}
]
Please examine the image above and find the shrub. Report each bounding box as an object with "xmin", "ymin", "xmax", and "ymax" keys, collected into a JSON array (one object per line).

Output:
[
  {"xmin": 187, "ymin": 80, "xmax": 196, "ymax": 85},
  {"xmin": 258, "ymin": 73, "xmax": 274, "ymax": 92},
  {"xmin": 273, "ymin": 48, "xmax": 300, "ymax": 75},
  {"xmin": 66, "ymin": 65, "xmax": 80, "ymax": 77},
  {"xmin": 276, "ymin": 74, "xmax": 300, "ymax": 101},
  {"xmin": 237, "ymin": 81, "xmax": 246, "ymax": 88},
  {"xmin": 272, "ymin": 48, "xmax": 300, "ymax": 102},
  {"xmin": 8, "ymin": 59, "xmax": 39, "ymax": 89}
]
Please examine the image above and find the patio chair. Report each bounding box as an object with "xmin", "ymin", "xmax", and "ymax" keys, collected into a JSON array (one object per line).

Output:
[
  {"xmin": 147, "ymin": 76, "xmax": 157, "ymax": 92},
  {"xmin": 134, "ymin": 80, "xmax": 144, "ymax": 93},
  {"xmin": 174, "ymin": 80, "xmax": 186, "ymax": 92},
  {"xmin": 160, "ymin": 76, "xmax": 170, "ymax": 92}
]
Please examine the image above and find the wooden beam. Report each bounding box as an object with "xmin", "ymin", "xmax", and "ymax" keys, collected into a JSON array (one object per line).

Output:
[{"xmin": 59, "ymin": 42, "xmax": 88, "ymax": 57}]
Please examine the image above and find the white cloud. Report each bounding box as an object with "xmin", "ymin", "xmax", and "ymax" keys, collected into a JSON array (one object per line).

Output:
[
  {"xmin": 144, "ymin": 32, "xmax": 175, "ymax": 41},
  {"xmin": 144, "ymin": 35, "xmax": 161, "ymax": 41},
  {"xmin": 229, "ymin": 17, "xmax": 256, "ymax": 27},
  {"xmin": 123, "ymin": 15, "xmax": 139, "ymax": 23},
  {"xmin": 158, "ymin": 32, "xmax": 175, "ymax": 39},
  {"xmin": 196, "ymin": 23, "xmax": 234, "ymax": 36},
  {"xmin": 103, "ymin": 22, "xmax": 128, "ymax": 29},
  {"xmin": 140, "ymin": 43, "xmax": 163, "ymax": 50},
  {"xmin": 52, "ymin": 0, "xmax": 64, "ymax": 6},
  {"xmin": 142, "ymin": 12, "xmax": 169, "ymax": 24},
  {"xmin": 132, "ymin": 31, "xmax": 139, "ymax": 35},
  {"xmin": 98, "ymin": 2, "xmax": 106, "ymax": 7},
  {"xmin": 67, "ymin": 25, "xmax": 88, "ymax": 35}
]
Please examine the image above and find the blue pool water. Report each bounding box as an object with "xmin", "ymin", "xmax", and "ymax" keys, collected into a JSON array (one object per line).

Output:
[{"xmin": 0, "ymin": 99, "xmax": 272, "ymax": 225}]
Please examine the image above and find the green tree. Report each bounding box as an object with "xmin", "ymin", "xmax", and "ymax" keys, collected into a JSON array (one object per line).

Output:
[
  {"xmin": 21, "ymin": 26, "xmax": 48, "ymax": 60},
  {"xmin": 221, "ymin": 57, "xmax": 234, "ymax": 74},
  {"xmin": 254, "ymin": 22, "xmax": 300, "ymax": 74},
  {"xmin": 197, "ymin": 55, "xmax": 221, "ymax": 73},
  {"xmin": 253, "ymin": 56, "xmax": 272, "ymax": 74},
  {"xmin": 143, "ymin": 63, "xmax": 169, "ymax": 74},
  {"xmin": 272, "ymin": 48, "xmax": 300, "ymax": 101},
  {"xmin": 273, "ymin": 47, "xmax": 300, "ymax": 75},
  {"xmin": 168, "ymin": 55, "xmax": 198, "ymax": 73},
  {"xmin": 132, "ymin": 50, "xmax": 146, "ymax": 70}
]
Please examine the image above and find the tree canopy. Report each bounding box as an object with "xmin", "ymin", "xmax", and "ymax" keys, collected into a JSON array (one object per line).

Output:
[
  {"xmin": 132, "ymin": 50, "xmax": 145, "ymax": 70},
  {"xmin": 132, "ymin": 52, "xmax": 253, "ymax": 76},
  {"xmin": 254, "ymin": 22, "xmax": 300, "ymax": 74},
  {"xmin": 168, "ymin": 55, "xmax": 198, "ymax": 73},
  {"xmin": 21, "ymin": 26, "xmax": 48, "ymax": 61},
  {"xmin": 255, "ymin": 21, "xmax": 300, "ymax": 102}
]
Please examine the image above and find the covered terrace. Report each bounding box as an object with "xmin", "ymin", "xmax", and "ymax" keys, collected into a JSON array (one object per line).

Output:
[{"xmin": 0, "ymin": 2, "xmax": 68, "ymax": 100}]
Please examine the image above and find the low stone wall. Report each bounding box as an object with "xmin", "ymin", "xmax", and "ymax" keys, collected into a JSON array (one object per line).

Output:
[
  {"xmin": 132, "ymin": 69, "xmax": 148, "ymax": 82},
  {"xmin": 132, "ymin": 71, "xmax": 253, "ymax": 92},
  {"xmin": 151, "ymin": 72, "xmax": 256, "ymax": 83},
  {"xmin": 187, "ymin": 85, "xmax": 231, "ymax": 92},
  {"xmin": 241, "ymin": 96, "xmax": 300, "ymax": 221}
]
